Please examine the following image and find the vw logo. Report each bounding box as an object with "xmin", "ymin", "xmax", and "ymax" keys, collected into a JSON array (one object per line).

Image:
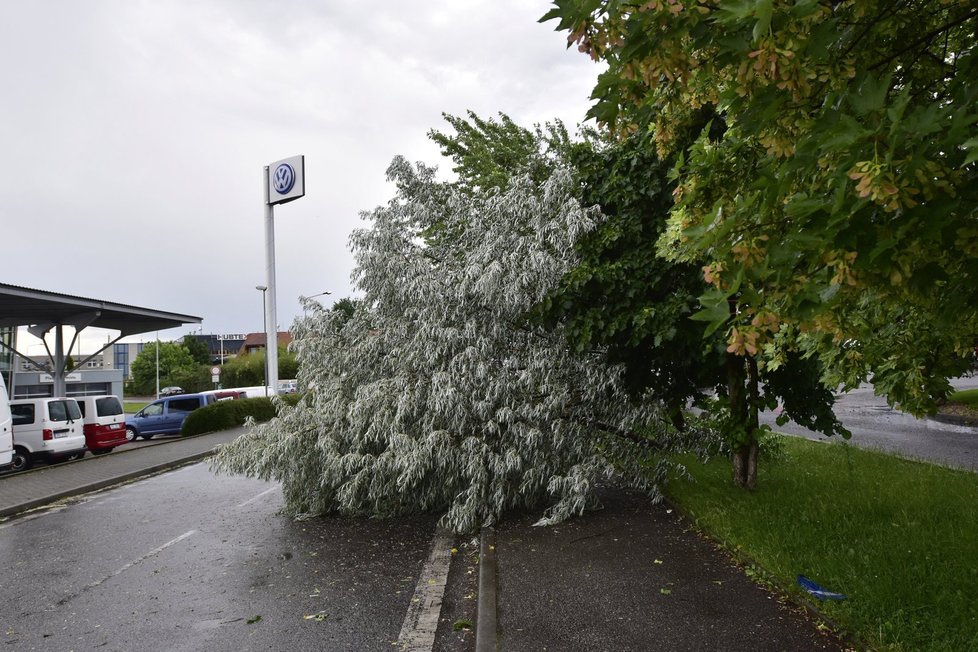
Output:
[{"xmin": 272, "ymin": 163, "xmax": 296, "ymax": 194}]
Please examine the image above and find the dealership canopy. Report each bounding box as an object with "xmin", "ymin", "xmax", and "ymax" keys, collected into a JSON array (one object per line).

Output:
[{"xmin": 0, "ymin": 282, "xmax": 201, "ymax": 395}]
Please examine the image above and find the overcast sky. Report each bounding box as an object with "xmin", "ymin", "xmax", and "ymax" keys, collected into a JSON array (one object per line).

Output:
[{"xmin": 1, "ymin": 0, "xmax": 600, "ymax": 355}]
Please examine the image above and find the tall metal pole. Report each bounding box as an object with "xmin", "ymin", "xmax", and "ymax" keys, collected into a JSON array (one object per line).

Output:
[
  {"xmin": 256, "ymin": 286, "xmax": 268, "ymax": 396},
  {"xmin": 155, "ymin": 332, "xmax": 160, "ymax": 399},
  {"xmin": 263, "ymin": 166, "xmax": 279, "ymax": 396},
  {"xmin": 54, "ymin": 325, "xmax": 65, "ymax": 397}
]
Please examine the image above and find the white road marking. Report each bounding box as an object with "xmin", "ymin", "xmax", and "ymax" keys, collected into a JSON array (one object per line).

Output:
[
  {"xmin": 236, "ymin": 485, "xmax": 280, "ymax": 508},
  {"xmin": 397, "ymin": 528, "xmax": 455, "ymax": 651},
  {"xmin": 52, "ymin": 529, "xmax": 197, "ymax": 607}
]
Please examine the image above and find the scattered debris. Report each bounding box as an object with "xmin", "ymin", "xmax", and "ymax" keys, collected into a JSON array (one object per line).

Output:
[{"xmin": 797, "ymin": 575, "xmax": 847, "ymax": 601}]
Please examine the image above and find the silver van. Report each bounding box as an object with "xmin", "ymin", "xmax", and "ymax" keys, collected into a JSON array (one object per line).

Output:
[{"xmin": 9, "ymin": 397, "xmax": 86, "ymax": 472}]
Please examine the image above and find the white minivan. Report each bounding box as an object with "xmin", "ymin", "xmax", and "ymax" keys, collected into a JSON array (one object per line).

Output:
[
  {"xmin": 9, "ymin": 397, "xmax": 86, "ymax": 472},
  {"xmin": 0, "ymin": 375, "xmax": 12, "ymax": 470}
]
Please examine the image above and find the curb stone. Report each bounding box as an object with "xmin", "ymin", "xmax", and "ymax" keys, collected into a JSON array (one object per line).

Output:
[{"xmin": 475, "ymin": 526, "xmax": 498, "ymax": 652}]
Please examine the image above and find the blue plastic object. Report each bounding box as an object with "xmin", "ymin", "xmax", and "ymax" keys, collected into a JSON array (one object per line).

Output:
[{"xmin": 797, "ymin": 575, "xmax": 847, "ymax": 601}]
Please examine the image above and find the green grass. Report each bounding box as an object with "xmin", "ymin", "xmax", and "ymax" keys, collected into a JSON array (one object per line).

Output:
[
  {"xmin": 667, "ymin": 438, "xmax": 978, "ymax": 651},
  {"xmin": 948, "ymin": 388, "xmax": 978, "ymax": 408},
  {"xmin": 124, "ymin": 402, "xmax": 149, "ymax": 414}
]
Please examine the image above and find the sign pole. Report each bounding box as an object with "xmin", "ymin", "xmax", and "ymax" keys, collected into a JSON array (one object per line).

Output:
[
  {"xmin": 262, "ymin": 155, "xmax": 304, "ymax": 398},
  {"xmin": 263, "ymin": 166, "xmax": 279, "ymax": 397}
]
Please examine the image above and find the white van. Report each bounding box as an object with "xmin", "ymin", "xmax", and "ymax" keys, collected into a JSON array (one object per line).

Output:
[
  {"xmin": 0, "ymin": 375, "xmax": 12, "ymax": 470},
  {"xmin": 9, "ymin": 397, "xmax": 86, "ymax": 472}
]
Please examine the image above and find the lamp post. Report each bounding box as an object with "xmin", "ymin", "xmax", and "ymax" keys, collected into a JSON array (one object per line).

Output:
[
  {"xmin": 256, "ymin": 285, "xmax": 268, "ymax": 396},
  {"xmin": 301, "ymin": 290, "xmax": 331, "ymax": 314},
  {"xmin": 155, "ymin": 332, "xmax": 160, "ymax": 399}
]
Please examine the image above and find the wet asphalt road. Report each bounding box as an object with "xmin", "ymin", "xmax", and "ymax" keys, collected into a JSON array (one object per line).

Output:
[
  {"xmin": 0, "ymin": 463, "xmax": 441, "ymax": 651},
  {"xmin": 763, "ymin": 377, "xmax": 978, "ymax": 471}
]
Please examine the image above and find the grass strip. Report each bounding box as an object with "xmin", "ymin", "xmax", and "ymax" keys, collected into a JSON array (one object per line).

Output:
[
  {"xmin": 667, "ymin": 437, "xmax": 978, "ymax": 651},
  {"xmin": 948, "ymin": 388, "xmax": 978, "ymax": 408}
]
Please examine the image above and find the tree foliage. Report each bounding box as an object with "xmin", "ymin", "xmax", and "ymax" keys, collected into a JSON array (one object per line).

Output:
[
  {"xmin": 432, "ymin": 111, "xmax": 845, "ymax": 488},
  {"xmin": 129, "ymin": 341, "xmax": 196, "ymax": 395},
  {"xmin": 182, "ymin": 335, "xmax": 212, "ymax": 365},
  {"xmin": 545, "ymin": 0, "xmax": 978, "ymax": 415},
  {"xmin": 219, "ymin": 346, "xmax": 298, "ymax": 388},
  {"xmin": 213, "ymin": 157, "xmax": 705, "ymax": 532}
]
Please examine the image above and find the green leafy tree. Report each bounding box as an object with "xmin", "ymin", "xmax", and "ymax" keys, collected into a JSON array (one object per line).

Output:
[
  {"xmin": 182, "ymin": 335, "xmax": 212, "ymax": 365},
  {"xmin": 433, "ymin": 111, "xmax": 845, "ymax": 488},
  {"xmin": 545, "ymin": 0, "xmax": 978, "ymax": 486},
  {"xmin": 219, "ymin": 346, "xmax": 297, "ymax": 388},
  {"xmin": 169, "ymin": 365, "xmax": 212, "ymax": 394},
  {"xmin": 129, "ymin": 342, "xmax": 197, "ymax": 395}
]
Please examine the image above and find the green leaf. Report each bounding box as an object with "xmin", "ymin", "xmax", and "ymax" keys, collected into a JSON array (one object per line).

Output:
[
  {"xmin": 849, "ymin": 72, "xmax": 892, "ymax": 115},
  {"xmin": 818, "ymin": 114, "xmax": 871, "ymax": 151},
  {"xmin": 752, "ymin": 0, "xmax": 773, "ymax": 42},
  {"xmin": 784, "ymin": 195, "xmax": 828, "ymax": 220},
  {"xmin": 690, "ymin": 291, "xmax": 731, "ymax": 336},
  {"xmin": 963, "ymin": 136, "xmax": 978, "ymax": 166}
]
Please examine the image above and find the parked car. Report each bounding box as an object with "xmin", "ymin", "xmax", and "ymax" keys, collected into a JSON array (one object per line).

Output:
[
  {"xmin": 75, "ymin": 395, "xmax": 128, "ymax": 456},
  {"xmin": 9, "ymin": 397, "xmax": 86, "ymax": 472},
  {"xmin": 0, "ymin": 375, "xmax": 12, "ymax": 470},
  {"xmin": 199, "ymin": 389, "xmax": 246, "ymax": 401},
  {"xmin": 159, "ymin": 386, "xmax": 184, "ymax": 397},
  {"xmin": 125, "ymin": 393, "xmax": 217, "ymax": 440}
]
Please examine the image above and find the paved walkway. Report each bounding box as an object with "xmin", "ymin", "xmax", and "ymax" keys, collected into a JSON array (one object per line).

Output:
[
  {"xmin": 480, "ymin": 489, "xmax": 849, "ymax": 652},
  {"xmin": 0, "ymin": 428, "xmax": 244, "ymax": 517}
]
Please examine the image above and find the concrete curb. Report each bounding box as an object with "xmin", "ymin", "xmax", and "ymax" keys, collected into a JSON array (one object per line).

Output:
[{"xmin": 475, "ymin": 526, "xmax": 498, "ymax": 652}]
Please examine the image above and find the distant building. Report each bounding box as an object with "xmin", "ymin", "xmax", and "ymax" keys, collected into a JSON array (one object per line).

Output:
[
  {"xmin": 181, "ymin": 333, "xmax": 246, "ymax": 363},
  {"xmin": 239, "ymin": 332, "xmax": 292, "ymax": 355}
]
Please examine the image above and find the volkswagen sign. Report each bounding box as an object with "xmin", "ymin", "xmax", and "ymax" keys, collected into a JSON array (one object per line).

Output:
[{"xmin": 266, "ymin": 155, "xmax": 305, "ymax": 205}]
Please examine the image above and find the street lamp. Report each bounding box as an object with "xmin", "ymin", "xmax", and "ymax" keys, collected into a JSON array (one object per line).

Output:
[
  {"xmin": 301, "ymin": 290, "xmax": 332, "ymax": 314},
  {"xmin": 256, "ymin": 285, "xmax": 268, "ymax": 396}
]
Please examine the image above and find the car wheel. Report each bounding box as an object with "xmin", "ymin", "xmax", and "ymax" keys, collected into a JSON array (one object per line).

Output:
[
  {"xmin": 10, "ymin": 447, "xmax": 31, "ymax": 473},
  {"xmin": 66, "ymin": 451, "xmax": 84, "ymax": 461},
  {"xmin": 92, "ymin": 448, "xmax": 112, "ymax": 456},
  {"xmin": 125, "ymin": 426, "xmax": 137, "ymax": 442}
]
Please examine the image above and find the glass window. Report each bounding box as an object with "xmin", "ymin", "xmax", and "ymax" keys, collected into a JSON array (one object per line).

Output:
[
  {"xmin": 48, "ymin": 400, "xmax": 67, "ymax": 422},
  {"xmin": 142, "ymin": 403, "xmax": 163, "ymax": 417},
  {"xmin": 66, "ymin": 399, "xmax": 81, "ymax": 420},
  {"xmin": 96, "ymin": 397, "xmax": 123, "ymax": 416},
  {"xmin": 11, "ymin": 404, "xmax": 35, "ymax": 426},
  {"xmin": 168, "ymin": 398, "xmax": 200, "ymax": 413}
]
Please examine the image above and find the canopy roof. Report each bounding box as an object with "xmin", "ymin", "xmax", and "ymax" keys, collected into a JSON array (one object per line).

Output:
[{"xmin": 0, "ymin": 282, "xmax": 201, "ymax": 336}]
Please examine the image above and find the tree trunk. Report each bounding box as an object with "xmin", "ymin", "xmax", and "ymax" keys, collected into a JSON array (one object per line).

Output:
[{"xmin": 728, "ymin": 351, "xmax": 760, "ymax": 489}]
